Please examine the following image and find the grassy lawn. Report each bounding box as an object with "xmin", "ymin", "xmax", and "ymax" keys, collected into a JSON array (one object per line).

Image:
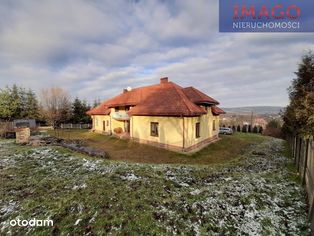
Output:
[
  {"xmin": 0, "ymin": 138, "xmax": 309, "ymax": 235},
  {"xmin": 48, "ymin": 129, "xmax": 268, "ymax": 165}
]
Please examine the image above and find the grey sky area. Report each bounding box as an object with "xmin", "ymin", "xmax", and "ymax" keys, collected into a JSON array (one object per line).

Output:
[{"xmin": 0, "ymin": 0, "xmax": 313, "ymax": 107}]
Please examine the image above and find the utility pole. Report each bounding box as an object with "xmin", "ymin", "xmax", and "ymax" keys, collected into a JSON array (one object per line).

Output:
[{"xmin": 250, "ymin": 111, "xmax": 253, "ymax": 128}]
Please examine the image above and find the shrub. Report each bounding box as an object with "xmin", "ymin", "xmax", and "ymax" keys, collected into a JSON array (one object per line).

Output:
[
  {"xmin": 248, "ymin": 125, "xmax": 252, "ymax": 133},
  {"xmin": 263, "ymin": 127, "xmax": 282, "ymax": 138},
  {"xmin": 259, "ymin": 126, "xmax": 263, "ymax": 134},
  {"xmin": 237, "ymin": 125, "xmax": 241, "ymax": 132},
  {"xmin": 263, "ymin": 119, "xmax": 282, "ymax": 138},
  {"xmin": 242, "ymin": 125, "xmax": 248, "ymax": 133},
  {"xmin": 232, "ymin": 125, "xmax": 236, "ymax": 132},
  {"xmin": 114, "ymin": 127, "xmax": 123, "ymax": 134},
  {"xmin": 253, "ymin": 126, "xmax": 258, "ymax": 133}
]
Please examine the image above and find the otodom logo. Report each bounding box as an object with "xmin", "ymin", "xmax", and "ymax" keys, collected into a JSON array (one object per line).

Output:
[{"xmin": 219, "ymin": 0, "xmax": 314, "ymax": 32}]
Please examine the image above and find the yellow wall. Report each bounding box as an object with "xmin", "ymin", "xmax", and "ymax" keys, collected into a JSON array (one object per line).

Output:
[
  {"xmin": 92, "ymin": 108, "xmax": 127, "ymax": 133},
  {"xmin": 92, "ymin": 107, "xmax": 220, "ymax": 150},
  {"xmin": 183, "ymin": 107, "xmax": 219, "ymax": 148},
  {"xmin": 131, "ymin": 116, "xmax": 183, "ymax": 148},
  {"xmin": 110, "ymin": 108, "xmax": 127, "ymax": 132},
  {"xmin": 91, "ymin": 115, "xmax": 111, "ymax": 133}
]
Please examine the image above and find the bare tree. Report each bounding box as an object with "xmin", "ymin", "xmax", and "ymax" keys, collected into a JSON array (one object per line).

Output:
[{"xmin": 40, "ymin": 87, "xmax": 71, "ymax": 127}]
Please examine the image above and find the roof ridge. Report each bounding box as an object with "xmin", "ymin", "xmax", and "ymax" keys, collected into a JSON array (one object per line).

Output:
[{"xmin": 170, "ymin": 82, "xmax": 199, "ymax": 115}]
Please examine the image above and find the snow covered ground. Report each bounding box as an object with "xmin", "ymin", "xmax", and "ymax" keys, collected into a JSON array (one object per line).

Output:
[{"xmin": 0, "ymin": 138, "xmax": 309, "ymax": 235}]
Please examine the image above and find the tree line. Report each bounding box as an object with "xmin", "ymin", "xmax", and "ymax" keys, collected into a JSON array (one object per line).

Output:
[
  {"xmin": 0, "ymin": 85, "xmax": 100, "ymax": 127},
  {"xmin": 282, "ymin": 52, "xmax": 314, "ymax": 138},
  {"xmin": 222, "ymin": 124, "xmax": 264, "ymax": 133}
]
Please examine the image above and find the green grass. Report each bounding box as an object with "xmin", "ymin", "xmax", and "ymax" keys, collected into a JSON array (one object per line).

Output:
[
  {"xmin": 0, "ymin": 137, "xmax": 309, "ymax": 235},
  {"xmin": 281, "ymin": 141, "xmax": 301, "ymax": 184},
  {"xmin": 48, "ymin": 129, "xmax": 268, "ymax": 165}
]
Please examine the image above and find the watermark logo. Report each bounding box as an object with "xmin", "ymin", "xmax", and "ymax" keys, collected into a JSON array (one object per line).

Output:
[
  {"xmin": 219, "ymin": 0, "xmax": 314, "ymax": 32},
  {"xmin": 9, "ymin": 218, "xmax": 53, "ymax": 227}
]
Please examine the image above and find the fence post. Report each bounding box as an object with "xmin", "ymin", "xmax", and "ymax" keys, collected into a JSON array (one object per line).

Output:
[
  {"xmin": 298, "ymin": 137, "xmax": 302, "ymax": 172},
  {"xmin": 310, "ymin": 196, "xmax": 314, "ymax": 234},
  {"xmin": 302, "ymin": 139, "xmax": 310, "ymax": 185},
  {"xmin": 292, "ymin": 135, "xmax": 295, "ymax": 157},
  {"xmin": 295, "ymin": 136, "xmax": 298, "ymax": 164}
]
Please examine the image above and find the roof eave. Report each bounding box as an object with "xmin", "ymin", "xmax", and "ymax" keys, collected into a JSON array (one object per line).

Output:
[{"xmin": 195, "ymin": 101, "xmax": 219, "ymax": 105}]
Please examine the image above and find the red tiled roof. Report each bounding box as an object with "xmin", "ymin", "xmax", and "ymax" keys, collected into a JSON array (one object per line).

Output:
[
  {"xmin": 86, "ymin": 103, "xmax": 111, "ymax": 115},
  {"xmin": 211, "ymin": 106, "xmax": 225, "ymax": 115},
  {"xmin": 127, "ymin": 82, "xmax": 206, "ymax": 116},
  {"xmin": 182, "ymin": 87, "xmax": 219, "ymax": 105},
  {"xmin": 87, "ymin": 78, "xmax": 222, "ymax": 117}
]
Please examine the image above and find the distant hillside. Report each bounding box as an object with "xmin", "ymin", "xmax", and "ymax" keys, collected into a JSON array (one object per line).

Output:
[{"xmin": 221, "ymin": 106, "xmax": 284, "ymax": 115}]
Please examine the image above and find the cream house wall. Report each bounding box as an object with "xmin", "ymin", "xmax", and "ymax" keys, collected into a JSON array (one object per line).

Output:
[
  {"xmin": 91, "ymin": 107, "xmax": 220, "ymax": 152},
  {"xmin": 110, "ymin": 108, "xmax": 126, "ymax": 132},
  {"xmin": 131, "ymin": 116, "xmax": 184, "ymax": 149},
  {"xmin": 184, "ymin": 107, "xmax": 219, "ymax": 148},
  {"xmin": 91, "ymin": 115, "xmax": 111, "ymax": 133},
  {"xmin": 92, "ymin": 108, "xmax": 127, "ymax": 133}
]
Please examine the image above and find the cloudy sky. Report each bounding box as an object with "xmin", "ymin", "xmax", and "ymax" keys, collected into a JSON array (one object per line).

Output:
[{"xmin": 0, "ymin": 0, "xmax": 313, "ymax": 107}]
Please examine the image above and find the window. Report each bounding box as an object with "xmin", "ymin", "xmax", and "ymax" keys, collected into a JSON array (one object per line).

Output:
[
  {"xmin": 115, "ymin": 107, "xmax": 119, "ymax": 112},
  {"xmin": 213, "ymin": 120, "xmax": 216, "ymax": 131},
  {"xmin": 150, "ymin": 122, "xmax": 159, "ymax": 137},
  {"xmin": 107, "ymin": 120, "xmax": 109, "ymax": 126},
  {"xmin": 195, "ymin": 122, "xmax": 200, "ymax": 138}
]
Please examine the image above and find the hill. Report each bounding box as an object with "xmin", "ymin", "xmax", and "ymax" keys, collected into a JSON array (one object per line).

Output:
[{"xmin": 221, "ymin": 106, "xmax": 284, "ymax": 115}]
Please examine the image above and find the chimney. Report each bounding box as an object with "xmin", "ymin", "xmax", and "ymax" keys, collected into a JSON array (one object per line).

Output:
[
  {"xmin": 123, "ymin": 88, "xmax": 127, "ymax": 93},
  {"xmin": 160, "ymin": 77, "xmax": 168, "ymax": 84}
]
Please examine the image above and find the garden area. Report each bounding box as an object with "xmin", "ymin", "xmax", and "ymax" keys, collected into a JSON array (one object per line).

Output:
[{"xmin": 0, "ymin": 134, "xmax": 309, "ymax": 235}]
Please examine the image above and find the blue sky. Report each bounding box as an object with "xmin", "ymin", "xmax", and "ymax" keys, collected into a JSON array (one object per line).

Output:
[{"xmin": 0, "ymin": 0, "xmax": 313, "ymax": 107}]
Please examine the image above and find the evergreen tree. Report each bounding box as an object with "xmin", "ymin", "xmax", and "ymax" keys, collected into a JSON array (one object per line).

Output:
[
  {"xmin": 24, "ymin": 89, "xmax": 39, "ymax": 119},
  {"xmin": 242, "ymin": 125, "xmax": 247, "ymax": 133},
  {"xmin": 71, "ymin": 98, "xmax": 91, "ymax": 123},
  {"xmin": 0, "ymin": 85, "xmax": 40, "ymax": 121},
  {"xmin": 259, "ymin": 126, "xmax": 263, "ymax": 134},
  {"xmin": 237, "ymin": 125, "xmax": 241, "ymax": 132},
  {"xmin": 253, "ymin": 126, "xmax": 258, "ymax": 133},
  {"xmin": 282, "ymin": 52, "xmax": 314, "ymax": 137},
  {"xmin": 10, "ymin": 84, "xmax": 23, "ymax": 119},
  {"xmin": 248, "ymin": 124, "xmax": 252, "ymax": 133},
  {"xmin": 0, "ymin": 88, "xmax": 14, "ymax": 121}
]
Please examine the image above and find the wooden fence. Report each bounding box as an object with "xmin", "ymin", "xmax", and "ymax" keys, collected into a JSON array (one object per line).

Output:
[
  {"xmin": 60, "ymin": 123, "xmax": 92, "ymax": 129},
  {"xmin": 0, "ymin": 122, "xmax": 15, "ymax": 138},
  {"xmin": 288, "ymin": 135, "xmax": 314, "ymax": 232}
]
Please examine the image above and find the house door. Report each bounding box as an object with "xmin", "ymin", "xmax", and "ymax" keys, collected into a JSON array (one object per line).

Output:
[{"xmin": 103, "ymin": 121, "xmax": 106, "ymax": 131}]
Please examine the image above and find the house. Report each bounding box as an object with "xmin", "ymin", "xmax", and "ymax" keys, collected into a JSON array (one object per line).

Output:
[{"xmin": 87, "ymin": 77, "xmax": 225, "ymax": 153}]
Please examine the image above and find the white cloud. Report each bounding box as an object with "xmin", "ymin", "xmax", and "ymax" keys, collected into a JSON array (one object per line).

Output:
[{"xmin": 0, "ymin": 0, "xmax": 313, "ymax": 107}]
